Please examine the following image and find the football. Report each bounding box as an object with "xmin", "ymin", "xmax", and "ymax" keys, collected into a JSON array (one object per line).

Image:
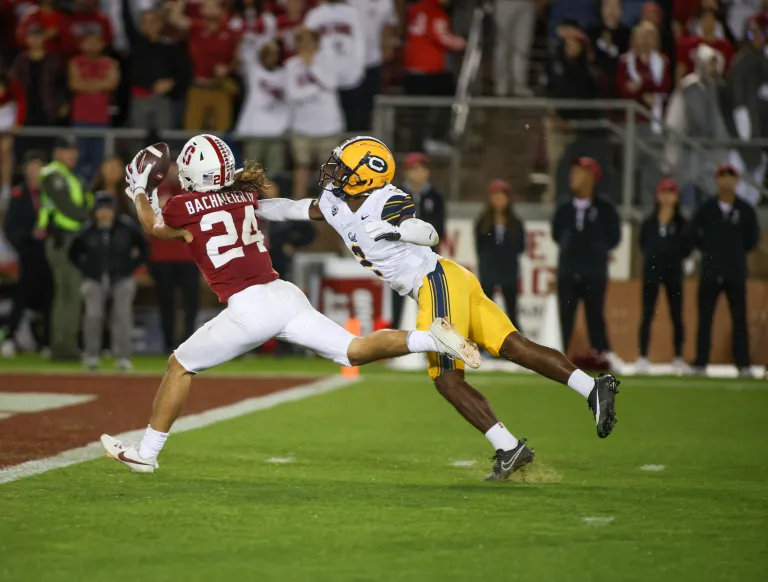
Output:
[{"xmin": 136, "ymin": 142, "xmax": 170, "ymax": 192}]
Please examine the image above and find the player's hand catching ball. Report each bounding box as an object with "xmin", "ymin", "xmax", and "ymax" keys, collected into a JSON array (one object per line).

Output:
[{"xmin": 365, "ymin": 220, "xmax": 401, "ymax": 242}]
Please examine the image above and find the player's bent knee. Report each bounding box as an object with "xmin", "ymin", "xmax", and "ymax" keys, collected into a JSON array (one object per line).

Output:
[
  {"xmin": 345, "ymin": 338, "xmax": 364, "ymax": 367},
  {"xmin": 167, "ymin": 353, "xmax": 193, "ymax": 377},
  {"xmin": 433, "ymin": 370, "xmax": 466, "ymax": 396}
]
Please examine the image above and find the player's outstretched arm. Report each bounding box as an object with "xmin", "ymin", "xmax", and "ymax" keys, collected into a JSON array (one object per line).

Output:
[
  {"xmin": 364, "ymin": 216, "xmax": 438, "ymax": 247},
  {"xmin": 253, "ymin": 198, "xmax": 326, "ymax": 222}
]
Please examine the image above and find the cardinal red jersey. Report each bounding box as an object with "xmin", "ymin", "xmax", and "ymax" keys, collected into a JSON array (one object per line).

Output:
[
  {"xmin": 162, "ymin": 189, "xmax": 278, "ymax": 302},
  {"xmin": 404, "ymin": 0, "xmax": 465, "ymax": 74}
]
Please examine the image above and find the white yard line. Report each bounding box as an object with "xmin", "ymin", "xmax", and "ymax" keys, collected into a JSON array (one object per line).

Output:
[
  {"xmin": 0, "ymin": 375, "xmax": 357, "ymax": 485},
  {"xmin": 639, "ymin": 464, "xmax": 666, "ymax": 472}
]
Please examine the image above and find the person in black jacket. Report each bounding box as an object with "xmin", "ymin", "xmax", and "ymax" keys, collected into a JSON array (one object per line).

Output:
[
  {"xmin": 68, "ymin": 192, "xmax": 149, "ymax": 370},
  {"xmin": 392, "ymin": 152, "xmax": 446, "ymax": 328},
  {"xmin": 474, "ymin": 179, "xmax": 526, "ymax": 327},
  {"xmin": 636, "ymin": 178, "xmax": 692, "ymax": 375},
  {"xmin": 691, "ymin": 164, "xmax": 760, "ymax": 377},
  {"xmin": 122, "ymin": 0, "xmax": 190, "ymax": 130},
  {"xmin": 0, "ymin": 151, "xmax": 52, "ymax": 358},
  {"xmin": 553, "ymin": 157, "xmax": 621, "ymax": 366}
]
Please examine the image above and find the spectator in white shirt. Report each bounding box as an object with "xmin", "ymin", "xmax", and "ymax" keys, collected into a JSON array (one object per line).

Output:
[
  {"xmin": 236, "ymin": 40, "xmax": 288, "ymax": 177},
  {"xmin": 350, "ymin": 0, "xmax": 398, "ymax": 130},
  {"xmin": 286, "ymin": 27, "xmax": 344, "ymax": 198},
  {"xmin": 304, "ymin": 0, "xmax": 366, "ymax": 130}
]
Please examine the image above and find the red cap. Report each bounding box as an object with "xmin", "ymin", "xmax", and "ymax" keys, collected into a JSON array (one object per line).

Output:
[
  {"xmin": 404, "ymin": 152, "xmax": 430, "ymax": 169},
  {"xmin": 571, "ymin": 157, "xmax": 602, "ymax": 182},
  {"xmin": 715, "ymin": 163, "xmax": 739, "ymax": 176},
  {"xmin": 487, "ymin": 179, "xmax": 511, "ymax": 194},
  {"xmin": 656, "ymin": 177, "xmax": 679, "ymax": 194}
]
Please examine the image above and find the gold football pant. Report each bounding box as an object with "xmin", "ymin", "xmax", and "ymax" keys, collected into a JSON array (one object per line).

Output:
[{"xmin": 416, "ymin": 258, "xmax": 517, "ymax": 379}]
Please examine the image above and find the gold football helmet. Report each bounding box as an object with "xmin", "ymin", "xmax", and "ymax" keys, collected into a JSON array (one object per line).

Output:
[{"xmin": 319, "ymin": 136, "xmax": 396, "ymax": 198}]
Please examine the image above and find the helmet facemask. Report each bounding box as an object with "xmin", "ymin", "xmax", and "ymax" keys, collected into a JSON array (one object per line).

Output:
[{"xmin": 318, "ymin": 149, "xmax": 377, "ymax": 199}]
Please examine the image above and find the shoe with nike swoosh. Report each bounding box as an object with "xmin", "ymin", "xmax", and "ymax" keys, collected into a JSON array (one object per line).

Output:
[
  {"xmin": 101, "ymin": 434, "xmax": 158, "ymax": 473},
  {"xmin": 587, "ymin": 374, "xmax": 620, "ymax": 438},
  {"xmin": 429, "ymin": 318, "xmax": 481, "ymax": 369},
  {"xmin": 484, "ymin": 439, "xmax": 534, "ymax": 481}
]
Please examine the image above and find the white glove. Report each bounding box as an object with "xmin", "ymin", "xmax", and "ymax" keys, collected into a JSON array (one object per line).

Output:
[
  {"xmin": 365, "ymin": 220, "xmax": 401, "ymax": 242},
  {"xmin": 129, "ymin": 158, "xmax": 152, "ymax": 194}
]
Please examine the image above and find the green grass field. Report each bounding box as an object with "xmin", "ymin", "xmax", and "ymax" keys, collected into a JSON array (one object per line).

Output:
[{"xmin": 1, "ymin": 360, "xmax": 767, "ymax": 581}]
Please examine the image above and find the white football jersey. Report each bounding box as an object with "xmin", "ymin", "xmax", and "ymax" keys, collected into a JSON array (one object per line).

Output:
[
  {"xmin": 304, "ymin": 3, "xmax": 366, "ymax": 89},
  {"xmin": 318, "ymin": 184, "xmax": 439, "ymax": 297}
]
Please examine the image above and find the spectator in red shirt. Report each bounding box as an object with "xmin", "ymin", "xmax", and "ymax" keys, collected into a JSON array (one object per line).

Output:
[
  {"xmin": 147, "ymin": 161, "xmax": 201, "ymax": 353},
  {"xmin": 0, "ymin": 63, "xmax": 25, "ymax": 206},
  {"xmin": 403, "ymin": 0, "xmax": 465, "ymax": 151},
  {"xmin": 168, "ymin": 0, "xmax": 239, "ymax": 131},
  {"xmin": 68, "ymin": 31, "xmax": 120, "ymax": 182},
  {"xmin": 16, "ymin": 0, "xmax": 66, "ymax": 54},
  {"xmin": 63, "ymin": 0, "xmax": 114, "ymax": 55},
  {"xmin": 617, "ymin": 20, "xmax": 671, "ymax": 202},
  {"xmin": 676, "ymin": 7, "xmax": 733, "ymax": 84}
]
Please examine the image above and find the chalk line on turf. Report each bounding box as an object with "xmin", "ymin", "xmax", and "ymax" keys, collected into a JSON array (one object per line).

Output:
[{"xmin": 0, "ymin": 375, "xmax": 358, "ymax": 485}]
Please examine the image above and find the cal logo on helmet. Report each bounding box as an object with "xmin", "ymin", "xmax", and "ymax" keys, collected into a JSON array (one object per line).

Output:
[{"xmin": 319, "ymin": 136, "xmax": 396, "ymax": 198}]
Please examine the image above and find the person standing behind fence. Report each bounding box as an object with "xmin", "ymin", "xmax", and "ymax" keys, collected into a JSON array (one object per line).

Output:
[
  {"xmin": 493, "ymin": 0, "xmax": 535, "ymax": 97},
  {"xmin": 636, "ymin": 178, "xmax": 692, "ymax": 375},
  {"xmin": 474, "ymin": 179, "xmax": 526, "ymax": 327},
  {"xmin": 68, "ymin": 192, "xmax": 148, "ymax": 370},
  {"xmin": 691, "ymin": 163, "xmax": 760, "ymax": 378},
  {"xmin": 553, "ymin": 157, "xmax": 622, "ymax": 369},
  {"xmin": 68, "ymin": 30, "xmax": 120, "ymax": 183},
  {"xmin": 236, "ymin": 40, "xmax": 288, "ymax": 178},
  {"xmin": 148, "ymin": 162, "xmax": 200, "ymax": 353},
  {"xmin": 37, "ymin": 136, "xmax": 92, "ymax": 360},
  {"xmin": 304, "ymin": 0, "xmax": 366, "ymax": 131},
  {"xmin": 403, "ymin": 0, "xmax": 465, "ymax": 151},
  {"xmin": 0, "ymin": 151, "xmax": 52, "ymax": 358},
  {"xmin": 122, "ymin": 0, "xmax": 188, "ymax": 131}
]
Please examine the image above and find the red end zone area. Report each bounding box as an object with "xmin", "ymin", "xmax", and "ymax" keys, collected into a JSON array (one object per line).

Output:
[{"xmin": 0, "ymin": 373, "xmax": 318, "ymax": 469}]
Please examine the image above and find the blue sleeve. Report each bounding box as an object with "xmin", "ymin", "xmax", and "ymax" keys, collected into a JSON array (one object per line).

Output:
[{"xmin": 381, "ymin": 193, "xmax": 416, "ymax": 226}]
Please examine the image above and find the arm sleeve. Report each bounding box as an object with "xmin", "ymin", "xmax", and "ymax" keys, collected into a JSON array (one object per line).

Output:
[
  {"xmin": 42, "ymin": 173, "xmax": 90, "ymax": 222},
  {"xmin": 551, "ymin": 205, "xmax": 566, "ymax": 245},
  {"xmin": 67, "ymin": 231, "xmax": 85, "ymax": 268},
  {"xmin": 606, "ymin": 204, "xmax": 622, "ymax": 250},
  {"xmin": 381, "ymin": 193, "xmax": 416, "ymax": 225},
  {"xmin": 130, "ymin": 224, "xmax": 150, "ymax": 270},
  {"xmin": 309, "ymin": 50, "xmax": 338, "ymax": 92},
  {"xmin": 398, "ymin": 217, "xmax": 438, "ymax": 247},
  {"xmin": 744, "ymin": 206, "xmax": 760, "ymax": 252},
  {"xmin": 615, "ymin": 56, "xmax": 637, "ymax": 99},
  {"xmin": 254, "ymin": 198, "xmax": 314, "ymax": 222},
  {"xmin": 638, "ymin": 218, "xmax": 651, "ymax": 252},
  {"xmin": 161, "ymin": 197, "xmax": 185, "ymax": 229}
]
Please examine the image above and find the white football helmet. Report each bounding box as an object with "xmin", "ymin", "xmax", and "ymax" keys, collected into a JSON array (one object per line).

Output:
[{"xmin": 176, "ymin": 134, "xmax": 237, "ymax": 193}]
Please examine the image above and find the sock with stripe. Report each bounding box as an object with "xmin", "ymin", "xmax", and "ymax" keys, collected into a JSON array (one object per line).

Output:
[
  {"xmin": 406, "ymin": 330, "xmax": 439, "ymax": 353},
  {"xmin": 485, "ymin": 422, "xmax": 518, "ymax": 451},
  {"xmin": 139, "ymin": 425, "xmax": 169, "ymax": 460},
  {"xmin": 567, "ymin": 369, "xmax": 595, "ymax": 398}
]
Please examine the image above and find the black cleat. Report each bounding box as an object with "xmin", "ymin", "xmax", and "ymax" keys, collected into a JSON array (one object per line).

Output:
[
  {"xmin": 484, "ymin": 439, "xmax": 534, "ymax": 481},
  {"xmin": 588, "ymin": 374, "xmax": 620, "ymax": 438}
]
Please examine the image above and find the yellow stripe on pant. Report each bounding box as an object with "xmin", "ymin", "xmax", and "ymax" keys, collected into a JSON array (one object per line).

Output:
[{"xmin": 417, "ymin": 258, "xmax": 518, "ymax": 379}]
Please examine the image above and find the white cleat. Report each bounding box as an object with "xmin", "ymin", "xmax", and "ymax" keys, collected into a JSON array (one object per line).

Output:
[
  {"xmin": 673, "ymin": 357, "xmax": 691, "ymax": 376},
  {"xmin": 429, "ymin": 317, "xmax": 481, "ymax": 369},
  {"xmin": 101, "ymin": 434, "xmax": 158, "ymax": 473}
]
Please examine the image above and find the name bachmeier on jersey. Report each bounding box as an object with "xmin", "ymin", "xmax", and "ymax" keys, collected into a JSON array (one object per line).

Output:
[{"xmin": 182, "ymin": 191, "xmax": 257, "ymax": 215}]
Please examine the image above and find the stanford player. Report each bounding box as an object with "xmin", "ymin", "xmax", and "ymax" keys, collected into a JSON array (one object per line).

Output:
[{"xmin": 101, "ymin": 134, "xmax": 479, "ymax": 472}]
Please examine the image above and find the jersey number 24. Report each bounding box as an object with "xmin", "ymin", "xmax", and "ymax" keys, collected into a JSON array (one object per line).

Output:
[{"xmin": 201, "ymin": 206, "xmax": 266, "ymax": 268}]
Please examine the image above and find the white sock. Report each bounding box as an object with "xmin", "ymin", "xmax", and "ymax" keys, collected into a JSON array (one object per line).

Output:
[
  {"xmin": 568, "ymin": 369, "xmax": 595, "ymax": 398},
  {"xmin": 406, "ymin": 330, "xmax": 439, "ymax": 353},
  {"xmin": 138, "ymin": 425, "xmax": 169, "ymax": 460},
  {"xmin": 485, "ymin": 422, "xmax": 518, "ymax": 451}
]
